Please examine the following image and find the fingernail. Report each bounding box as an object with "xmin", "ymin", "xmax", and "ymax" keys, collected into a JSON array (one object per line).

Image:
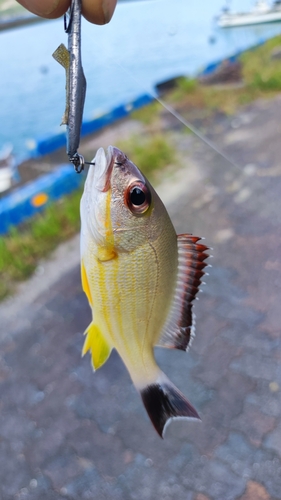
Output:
[{"xmin": 102, "ymin": 0, "xmax": 117, "ymax": 23}]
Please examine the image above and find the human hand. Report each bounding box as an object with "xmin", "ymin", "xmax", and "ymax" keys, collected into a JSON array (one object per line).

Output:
[{"xmin": 16, "ymin": 0, "xmax": 117, "ymax": 24}]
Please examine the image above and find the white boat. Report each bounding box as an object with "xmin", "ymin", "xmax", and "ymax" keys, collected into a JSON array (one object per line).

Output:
[
  {"xmin": 0, "ymin": 144, "xmax": 16, "ymax": 193},
  {"xmin": 217, "ymin": 0, "xmax": 281, "ymax": 28}
]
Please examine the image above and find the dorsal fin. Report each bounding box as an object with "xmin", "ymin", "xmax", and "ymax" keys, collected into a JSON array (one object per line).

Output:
[{"xmin": 157, "ymin": 234, "xmax": 208, "ymax": 351}]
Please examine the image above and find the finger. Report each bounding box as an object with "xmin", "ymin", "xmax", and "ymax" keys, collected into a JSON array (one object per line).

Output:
[
  {"xmin": 17, "ymin": 0, "xmax": 70, "ymax": 19},
  {"xmin": 82, "ymin": 0, "xmax": 117, "ymax": 24}
]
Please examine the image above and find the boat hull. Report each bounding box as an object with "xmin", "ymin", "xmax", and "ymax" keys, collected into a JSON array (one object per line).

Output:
[{"xmin": 218, "ymin": 10, "xmax": 281, "ymax": 28}]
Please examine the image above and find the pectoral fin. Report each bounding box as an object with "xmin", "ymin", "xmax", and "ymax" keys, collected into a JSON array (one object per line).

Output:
[
  {"xmin": 82, "ymin": 321, "xmax": 112, "ymax": 370},
  {"xmin": 158, "ymin": 235, "xmax": 208, "ymax": 351}
]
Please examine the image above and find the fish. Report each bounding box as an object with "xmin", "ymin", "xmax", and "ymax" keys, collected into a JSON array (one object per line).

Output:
[{"xmin": 80, "ymin": 146, "xmax": 208, "ymax": 437}]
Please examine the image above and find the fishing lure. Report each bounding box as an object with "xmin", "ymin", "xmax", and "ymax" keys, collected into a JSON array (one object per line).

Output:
[{"xmin": 53, "ymin": 0, "xmax": 87, "ymax": 173}]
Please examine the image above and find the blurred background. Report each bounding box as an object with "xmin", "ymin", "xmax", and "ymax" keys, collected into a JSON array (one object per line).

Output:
[
  {"xmin": 1, "ymin": 1, "xmax": 281, "ymax": 499},
  {"xmin": 1, "ymin": 0, "xmax": 281, "ymax": 160}
]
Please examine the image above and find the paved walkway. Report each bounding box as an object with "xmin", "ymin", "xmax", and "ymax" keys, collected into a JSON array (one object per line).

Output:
[{"xmin": 1, "ymin": 96, "xmax": 281, "ymax": 499}]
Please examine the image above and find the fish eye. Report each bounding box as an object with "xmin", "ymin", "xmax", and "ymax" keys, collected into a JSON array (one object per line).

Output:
[{"xmin": 125, "ymin": 182, "xmax": 151, "ymax": 215}]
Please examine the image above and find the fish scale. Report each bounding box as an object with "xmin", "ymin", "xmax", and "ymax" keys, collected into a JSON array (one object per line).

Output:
[{"xmin": 85, "ymin": 241, "xmax": 172, "ymax": 376}]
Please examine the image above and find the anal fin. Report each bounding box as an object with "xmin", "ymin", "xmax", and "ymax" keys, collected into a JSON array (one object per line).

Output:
[
  {"xmin": 82, "ymin": 321, "xmax": 112, "ymax": 371},
  {"xmin": 158, "ymin": 234, "xmax": 208, "ymax": 351}
]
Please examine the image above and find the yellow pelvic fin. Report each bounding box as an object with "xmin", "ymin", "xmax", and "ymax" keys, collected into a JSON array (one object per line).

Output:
[
  {"xmin": 82, "ymin": 321, "xmax": 111, "ymax": 370},
  {"xmin": 81, "ymin": 261, "xmax": 93, "ymax": 307},
  {"xmin": 52, "ymin": 43, "xmax": 70, "ymax": 125}
]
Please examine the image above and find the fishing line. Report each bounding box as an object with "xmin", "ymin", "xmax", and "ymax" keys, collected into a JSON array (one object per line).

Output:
[
  {"xmin": 110, "ymin": 59, "xmax": 243, "ymax": 173},
  {"xmin": 153, "ymin": 95, "xmax": 242, "ymax": 171}
]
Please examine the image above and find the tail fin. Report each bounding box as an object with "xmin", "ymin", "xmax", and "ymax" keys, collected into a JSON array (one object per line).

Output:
[{"xmin": 140, "ymin": 378, "xmax": 200, "ymax": 438}]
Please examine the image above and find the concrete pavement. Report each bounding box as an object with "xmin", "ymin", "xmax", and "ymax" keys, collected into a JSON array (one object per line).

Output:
[{"xmin": 1, "ymin": 96, "xmax": 281, "ymax": 499}]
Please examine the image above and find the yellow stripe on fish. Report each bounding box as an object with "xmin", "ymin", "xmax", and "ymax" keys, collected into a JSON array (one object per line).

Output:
[{"xmin": 97, "ymin": 190, "xmax": 116, "ymax": 262}]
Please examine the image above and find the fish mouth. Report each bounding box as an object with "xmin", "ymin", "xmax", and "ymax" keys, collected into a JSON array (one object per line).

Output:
[
  {"xmin": 87, "ymin": 146, "xmax": 129, "ymax": 192},
  {"xmin": 85, "ymin": 146, "xmax": 113, "ymax": 192}
]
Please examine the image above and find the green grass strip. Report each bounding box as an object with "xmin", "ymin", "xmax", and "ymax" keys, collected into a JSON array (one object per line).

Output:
[{"xmin": 0, "ymin": 188, "xmax": 82, "ymax": 300}]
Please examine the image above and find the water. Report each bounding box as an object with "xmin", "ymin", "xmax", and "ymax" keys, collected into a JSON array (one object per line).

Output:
[{"xmin": 1, "ymin": 0, "xmax": 281, "ymax": 161}]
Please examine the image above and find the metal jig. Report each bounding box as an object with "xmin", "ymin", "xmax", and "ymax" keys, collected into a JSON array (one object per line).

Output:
[
  {"xmin": 53, "ymin": 0, "xmax": 87, "ymax": 173},
  {"xmin": 65, "ymin": 0, "xmax": 86, "ymax": 173}
]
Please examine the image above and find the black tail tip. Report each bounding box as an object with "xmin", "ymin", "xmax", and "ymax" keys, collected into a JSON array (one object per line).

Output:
[{"xmin": 140, "ymin": 382, "xmax": 200, "ymax": 438}]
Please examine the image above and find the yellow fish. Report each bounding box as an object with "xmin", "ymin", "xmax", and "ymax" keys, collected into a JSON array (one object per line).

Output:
[{"xmin": 80, "ymin": 146, "xmax": 208, "ymax": 437}]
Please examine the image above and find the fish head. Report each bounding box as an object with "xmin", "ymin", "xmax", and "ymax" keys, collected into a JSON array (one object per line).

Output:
[{"xmin": 81, "ymin": 146, "xmax": 170, "ymax": 260}]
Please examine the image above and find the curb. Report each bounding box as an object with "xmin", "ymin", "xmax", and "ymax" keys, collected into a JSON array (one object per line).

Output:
[{"xmin": 0, "ymin": 165, "xmax": 83, "ymax": 235}]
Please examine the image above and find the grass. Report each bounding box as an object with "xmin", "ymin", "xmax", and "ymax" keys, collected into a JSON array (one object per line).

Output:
[
  {"xmin": 0, "ymin": 188, "xmax": 82, "ymax": 300},
  {"xmin": 117, "ymin": 134, "xmax": 176, "ymax": 180},
  {"xmin": 167, "ymin": 35, "xmax": 281, "ymax": 115},
  {"xmin": 242, "ymin": 36, "xmax": 281, "ymax": 93},
  {"xmin": 130, "ymin": 101, "xmax": 162, "ymax": 125}
]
